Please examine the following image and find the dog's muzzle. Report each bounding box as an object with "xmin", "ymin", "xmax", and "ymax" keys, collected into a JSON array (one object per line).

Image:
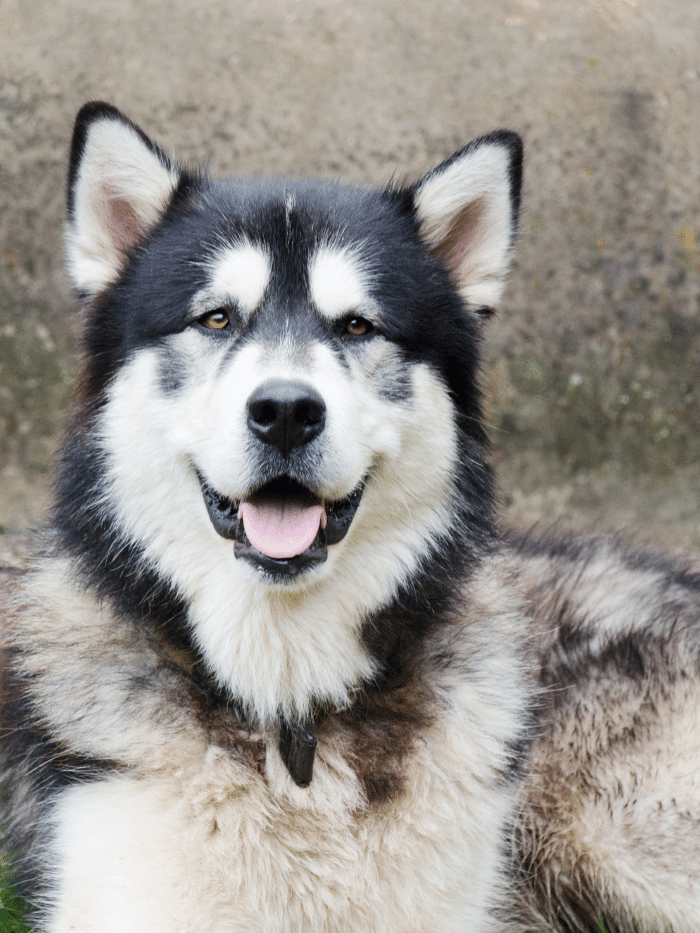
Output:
[{"xmin": 197, "ymin": 379, "xmax": 364, "ymax": 577}]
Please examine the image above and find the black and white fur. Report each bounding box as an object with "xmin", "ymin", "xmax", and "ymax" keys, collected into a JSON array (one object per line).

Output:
[{"xmin": 1, "ymin": 103, "xmax": 699, "ymax": 933}]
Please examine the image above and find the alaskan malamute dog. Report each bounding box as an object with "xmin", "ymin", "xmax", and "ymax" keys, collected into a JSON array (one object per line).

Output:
[{"xmin": 2, "ymin": 103, "xmax": 699, "ymax": 933}]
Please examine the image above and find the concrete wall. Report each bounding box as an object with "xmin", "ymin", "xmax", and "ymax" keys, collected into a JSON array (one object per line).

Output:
[{"xmin": 1, "ymin": 0, "xmax": 699, "ymax": 545}]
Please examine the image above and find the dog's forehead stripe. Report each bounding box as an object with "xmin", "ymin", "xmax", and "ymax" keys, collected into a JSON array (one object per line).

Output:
[
  {"xmin": 208, "ymin": 241, "xmax": 271, "ymax": 314},
  {"xmin": 309, "ymin": 246, "xmax": 369, "ymax": 321}
]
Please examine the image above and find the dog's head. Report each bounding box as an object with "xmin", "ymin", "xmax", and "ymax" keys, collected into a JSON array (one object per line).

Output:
[
  {"xmin": 64, "ymin": 103, "xmax": 520, "ymax": 584},
  {"xmin": 59, "ymin": 103, "xmax": 521, "ymax": 718}
]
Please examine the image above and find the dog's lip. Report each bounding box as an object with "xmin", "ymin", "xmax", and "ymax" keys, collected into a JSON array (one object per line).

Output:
[{"xmin": 196, "ymin": 471, "xmax": 365, "ymax": 576}]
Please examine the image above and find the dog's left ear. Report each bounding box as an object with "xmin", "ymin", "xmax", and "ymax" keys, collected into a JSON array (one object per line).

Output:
[{"xmin": 412, "ymin": 131, "xmax": 523, "ymax": 311}]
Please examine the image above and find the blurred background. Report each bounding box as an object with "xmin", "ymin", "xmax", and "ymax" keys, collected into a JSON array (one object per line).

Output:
[{"xmin": 0, "ymin": 0, "xmax": 699, "ymax": 551}]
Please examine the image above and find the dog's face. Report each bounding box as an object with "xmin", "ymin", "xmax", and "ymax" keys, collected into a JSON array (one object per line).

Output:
[
  {"xmin": 91, "ymin": 181, "xmax": 459, "ymax": 590},
  {"xmin": 65, "ymin": 105, "xmax": 521, "ymax": 595}
]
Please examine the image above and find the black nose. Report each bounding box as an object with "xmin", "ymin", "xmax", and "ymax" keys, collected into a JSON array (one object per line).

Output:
[{"xmin": 247, "ymin": 379, "xmax": 326, "ymax": 456}]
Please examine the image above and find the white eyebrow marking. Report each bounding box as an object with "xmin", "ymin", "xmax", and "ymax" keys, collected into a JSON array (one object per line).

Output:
[
  {"xmin": 309, "ymin": 246, "xmax": 370, "ymax": 320},
  {"xmin": 207, "ymin": 241, "xmax": 271, "ymax": 315}
]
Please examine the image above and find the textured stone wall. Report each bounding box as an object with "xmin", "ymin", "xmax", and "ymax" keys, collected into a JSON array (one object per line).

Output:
[{"xmin": 1, "ymin": 0, "xmax": 698, "ymax": 544}]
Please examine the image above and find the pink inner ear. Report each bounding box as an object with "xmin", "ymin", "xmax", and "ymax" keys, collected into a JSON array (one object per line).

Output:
[
  {"xmin": 432, "ymin": 198, "xmax": 486, "ymax": 275},
  {"xmin": 107, "ymin": 195, "xmax": 145, "ymax": 255}
]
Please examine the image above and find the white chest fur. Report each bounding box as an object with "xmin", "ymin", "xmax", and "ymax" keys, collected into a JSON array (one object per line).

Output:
[{"xmin": 46, "ymin": 699, "xmax": 519, "ymax": 933}]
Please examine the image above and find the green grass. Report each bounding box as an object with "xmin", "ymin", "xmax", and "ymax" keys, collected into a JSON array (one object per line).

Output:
[{"xmin": 0, "ymin": 848, "xmax": 32, "ymax": 933}]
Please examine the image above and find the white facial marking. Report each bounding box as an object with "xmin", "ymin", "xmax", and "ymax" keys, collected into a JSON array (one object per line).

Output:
[
  {"xmin": 207, "ymin": 241, "xmax": 271, "ymax": 316},
  {"xmin": 309, "ymin": 246, "xmax": 370, "ymax": 320}
]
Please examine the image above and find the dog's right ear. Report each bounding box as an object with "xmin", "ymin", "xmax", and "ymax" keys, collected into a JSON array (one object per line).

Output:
[{"xmin": 66, "ymin": 102, "xmax": 181, "ymax": 296}]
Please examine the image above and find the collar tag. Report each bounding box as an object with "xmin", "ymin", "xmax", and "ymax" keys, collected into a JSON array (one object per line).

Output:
[{"xmin": 279, "ymin": 720, "xmax": 317, "ymax": 787}]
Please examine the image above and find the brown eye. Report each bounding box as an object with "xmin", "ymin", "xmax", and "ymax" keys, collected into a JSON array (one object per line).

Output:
[
  {"xmin": 344, "ymin": 316, "xmax": 373, "ymax": 337},
  {"xmin": 200, "ymin": 310, "xmax": 229, "ymax": 330}
]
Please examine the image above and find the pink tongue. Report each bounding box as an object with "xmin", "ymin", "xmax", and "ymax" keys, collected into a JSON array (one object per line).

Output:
[{"xmin": 239, "ymin": 500, "xmax": 325, "ymax": 559}]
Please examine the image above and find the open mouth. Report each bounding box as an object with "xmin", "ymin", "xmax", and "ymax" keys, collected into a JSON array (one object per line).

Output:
[{"xmin": 198, "ymin": 473, "xmax": 364, "ymax": 577}]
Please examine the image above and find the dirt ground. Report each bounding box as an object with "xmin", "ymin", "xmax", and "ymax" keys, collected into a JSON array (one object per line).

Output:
[{"xmin": 0, "ymin": 0, "xmax": 699, "ymax": 550}]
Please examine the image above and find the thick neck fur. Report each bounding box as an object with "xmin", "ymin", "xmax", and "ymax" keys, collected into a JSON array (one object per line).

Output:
[{"xmin": 53, "ymin": 408, "xmax": 495, "ymax": 728}]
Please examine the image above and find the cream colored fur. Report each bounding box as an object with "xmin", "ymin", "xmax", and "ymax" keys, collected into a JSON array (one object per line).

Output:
[
  {"xmin": 12, "ymin": 553, "xmax": 532, "ymax": 933},
  {"xmin": 507, "ymin": 539, "xmax": 700, "ymax": 933}
]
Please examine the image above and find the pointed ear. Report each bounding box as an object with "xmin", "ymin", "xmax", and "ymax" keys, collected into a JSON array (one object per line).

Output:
[
  {"xmin": 66, "ymin": 102, "xmax": 181, "ymax": 296},
  {"xmin": 412, "ymin": 131, "xmax": 523, "ymax": 311}
]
